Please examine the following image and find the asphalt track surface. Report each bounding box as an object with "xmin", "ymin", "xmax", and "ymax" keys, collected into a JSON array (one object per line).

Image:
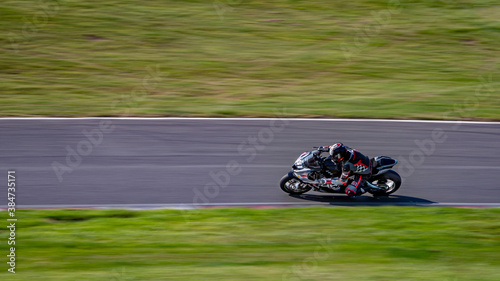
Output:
[{"xmin": 1, "ymin": 118, "xmax": 500, "ymax": 208}]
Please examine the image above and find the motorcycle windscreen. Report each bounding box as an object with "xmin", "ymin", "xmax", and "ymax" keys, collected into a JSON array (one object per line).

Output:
[{"xmin": 298, "ymin": 152, "xmax": 321, "ymax": 169}]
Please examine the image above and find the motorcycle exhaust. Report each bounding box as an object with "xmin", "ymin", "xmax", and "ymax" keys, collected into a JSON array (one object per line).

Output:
[{"xmin": 365, "ymin": 181, "xmax": 385, "ymax": 192}]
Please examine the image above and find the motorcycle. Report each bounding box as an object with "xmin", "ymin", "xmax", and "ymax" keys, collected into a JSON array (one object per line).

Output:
[{"xmin": 279, "ymin": 146, "xmax": 402, "ymax": 196}]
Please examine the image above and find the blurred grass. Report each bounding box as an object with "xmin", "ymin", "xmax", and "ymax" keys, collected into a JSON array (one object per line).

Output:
[
  {"xmin": 1, "ymin": 207, "xmax": 500, "ymax": 280},
  {"xmin": 1, "ymin": 0, "xmax": 500, "ymax": 119}
]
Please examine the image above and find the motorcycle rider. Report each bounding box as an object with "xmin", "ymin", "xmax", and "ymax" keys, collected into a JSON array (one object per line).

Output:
[{"xmin": 328, "ymin": 143, "xmax": 372, "ymax": 197}]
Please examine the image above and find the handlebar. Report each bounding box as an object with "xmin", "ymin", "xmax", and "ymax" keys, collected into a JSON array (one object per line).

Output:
[{"xmin": 312, "ymin": 146, "xmax": 330, "ymax": 153}]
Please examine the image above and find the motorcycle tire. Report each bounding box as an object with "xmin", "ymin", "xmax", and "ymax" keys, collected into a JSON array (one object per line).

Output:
[
  {"xmin": 369, "ymin": 170, "xmax": 402, "ymax": 196},
  {"xmin": 279, "ymin": 174, "xmax": 311, "ymax": 195}
]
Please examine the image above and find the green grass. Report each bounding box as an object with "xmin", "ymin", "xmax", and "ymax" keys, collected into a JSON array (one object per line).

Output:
[
  {"xmin": 1, "ymin": 0, "xmax": 500, "ymax": 119},
  {"xmin": 1, "ymin": 207, "xmax": 500, "ymax": 280}
]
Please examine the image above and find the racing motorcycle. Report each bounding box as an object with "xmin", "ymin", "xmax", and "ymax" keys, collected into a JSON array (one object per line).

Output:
[{"xmin": 279, "ymin": 146, "xmax": 401, "ymax": 196}]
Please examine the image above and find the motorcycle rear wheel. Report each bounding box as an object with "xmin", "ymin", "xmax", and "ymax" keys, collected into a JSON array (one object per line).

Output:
[
  {"xmin": 369, "ymin": 170, "xmax": 402, "ymax": 196},
  {"xmin": 279, "ymin": 175, "xmax": 312, "ymax": 195}
]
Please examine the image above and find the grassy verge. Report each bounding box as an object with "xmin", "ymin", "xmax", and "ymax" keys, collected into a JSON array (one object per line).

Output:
[
  {"xmin": 1, "ymin": 0, "xmax": 500, "ymax": 119},
  {"xmin": 1, "ymin": 207, "xmax": 499, "ymax": 280}
]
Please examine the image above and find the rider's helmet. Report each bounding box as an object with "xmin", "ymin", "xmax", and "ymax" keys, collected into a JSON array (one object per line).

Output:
[{"xmin": 329, "ymin": 143, "xmax": 348, "ymax": 162}]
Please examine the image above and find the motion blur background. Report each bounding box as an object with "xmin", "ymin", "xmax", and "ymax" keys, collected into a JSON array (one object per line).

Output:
[
  {"xmin": 2, "ymin": 0, "xmax": 499, "ymax": 118},
  {"xmin": 1, "ymin": 1, "xmax": 500, "ymax": 280}
]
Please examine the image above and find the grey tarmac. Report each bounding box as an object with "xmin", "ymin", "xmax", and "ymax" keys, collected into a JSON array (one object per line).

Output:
[{"xmin": 1, "ymin": 118, "xmax": 499, "ymax": 208}]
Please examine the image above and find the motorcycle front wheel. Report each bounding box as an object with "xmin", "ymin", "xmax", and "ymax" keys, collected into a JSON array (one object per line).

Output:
[{"xmin": 279, "ymin": 174, "xmax": 312, "ymax": 195}]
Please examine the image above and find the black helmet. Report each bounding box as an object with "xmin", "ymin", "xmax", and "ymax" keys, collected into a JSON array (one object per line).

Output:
[{"xmin": 329, "ymin": 143, "xmax": 347, "ymax": 162}]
